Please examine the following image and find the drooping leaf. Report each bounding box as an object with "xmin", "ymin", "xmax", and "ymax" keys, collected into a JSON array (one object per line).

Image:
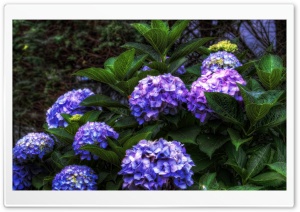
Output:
[
  {"xmin": 227, "ymin": 128, "xmax": 253, "ymax": 151},
  {"xmin": 123, "ymin": 132, "xmax": 152, "ymax": 149},
  {"xmin": 74, "ymin": 67, "xmax": 116, "ymax": 85},
  {"xmin": 113, "ymin": 49, "xmax": 135, "ymax": 80},
  {"xmin": 170, "ymin": 37, "xmax": 214, "ymax": 62},
  {"xmin": 199, "ymin": 172, "xmax": 219, "ymax": 190},
  {"xmin": 249, "ymin": 171, "xmax": 285, "ymax": 187},
  {"xmin": 197, "ymin": 134, "xmax": 230, "ymax": 159},
  {"xmin": 80, "ymin": 94, "xmax": 127, "ymax": 108},
  {"xmin": 168, "ymin": 126, "xmax": 200, "ymax": 145},
  {"xmin": 122, "ymin": 42, "xmax": 161, "ymax": 61},
  {"xmin": 267, "ymin": 162, "xmax": 286, "ymax": 177},
  {"xmin": 245, "ymin": 144, "xmax": 271, "ymax": 181},
  {"xmin": 80, "ymin": 145, "xmax": 120, "ymax": 166},
  {"xmin": 205, "ymin": 92, "xmax": 244, "ymax": 127}
]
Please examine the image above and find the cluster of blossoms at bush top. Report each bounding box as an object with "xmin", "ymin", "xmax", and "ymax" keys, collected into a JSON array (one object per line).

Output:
[
  {"xmin": 129, "ymin": 73, "xmax": 189, "ymax": 125},
  {"xmin": 118, "ymin": 138, "xmax": 195, "ymax": 190},
  {"xmin": 13, "ymin": 132, "xmax": 55, "ymax": 163},
  {"xmin": 73, "ymin": 122, "xmax": 119, "ymax": 160},
  {"xmin": 52, "ymin": 165, "xmax": 98, "ymax": 190},
  {"xmin": 201, "ymin": 51, "xmax": 242, "ymax": 75},
  {"xmin": 208, "ymin": 40, "xmax": 238, "ymax": 53},
  {"xmin": 187, "ymin": 69, "xmax": 246, "ymax": 122},
  {"xmin": 46, "ymin": 88, "xmax": 95, "ymax": 128}
]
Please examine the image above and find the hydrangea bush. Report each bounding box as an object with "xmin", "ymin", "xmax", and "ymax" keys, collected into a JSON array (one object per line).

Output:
[{"xmin": 13, "ymin": 20, "xmax": 286, "ymax": 191}]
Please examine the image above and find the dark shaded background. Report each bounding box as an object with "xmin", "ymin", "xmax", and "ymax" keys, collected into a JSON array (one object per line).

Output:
[{"xmin": 13, "ymin": 20, "xmax": 286, "ymax": 142}]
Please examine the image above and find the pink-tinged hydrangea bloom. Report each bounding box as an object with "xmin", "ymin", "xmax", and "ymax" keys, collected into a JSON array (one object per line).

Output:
[
  {"xmin": 73, "ymin": 122, "xmax": 119, "ymax": 161},
  {"xmin": 52, "ymin": 165, "xmax": 98, "ymax": 190},
  {"xmin": 13, "ymin": 132, "xmax": 55, "ymax": 164},
  {"xmin": 46, "ymin": 88, "xmax": 95, "ymax": 128},
  {"xmin": 201, "ymin": 51, "xmax": 242, "ymax": 75},
  {"xmin": 118, "ymin": 138, "xmax": 195, "ymax": 190},
  {"xmin": 129, "ymin": 73, "xmax": 188, "ymax": 125},
  {"xmin": 187, "ymin": 69, "xmax": 246, "ymax": 122}
]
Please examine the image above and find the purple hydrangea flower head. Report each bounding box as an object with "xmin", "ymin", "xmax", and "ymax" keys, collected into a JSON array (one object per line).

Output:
[
  {"xmin": 52, "ymin": 165, "xmax": 98, "ymax": 190},
  {"xmin": 129, "ymin": 73, "xmax": 188, "ymax": 125},
  {"xmin": 201, "ymin": 51, "xmax": 242, "ymax": 75},
  {"xmin": 13, "ymin": 132, "xmax": 55, "ymax": 163},
  {"xmin": 118, "ymin": 138, "xmax": 195, "ymax": 190},
  {"xmin": 13, "ymin": 163, "xmax": 32, "ymax": 190},
  {"xmin": 73, "ymin": 122, "xmax": 119, "ymax": 160},
  {"xmin": 187, "ymin": 69, "xmax": 246, "ymax": 122},
  {"xmin": 46, "ymin": 88, "xmax": 95, "ymax": 128}
]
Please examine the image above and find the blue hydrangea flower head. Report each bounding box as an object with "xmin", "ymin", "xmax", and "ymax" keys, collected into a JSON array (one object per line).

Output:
[
  {"xmin": 46, "ymin": 88, "xmax": 95, "ymax": 128},
  {"xmin": 73, "ymin": 122, "xmax": 119, "ymax": 160},
  {"xmin": 13, "ymin": 163, "xmax": 32, "ymax": 190},
  {"xmin": 119, "ymin": 138, "xmax": 195, "ymax": 190},
  {"xmin": 13, "ymin": 132, "xmax": 55, "ymax": 163},
  {"xmin": 129, "ymin": 73, "xmax": 189, "ymax": 125},
  {"xmin": 201, "ymin": 51, "xmax": 242, "ymax": 75},
  {"xmin": 187, "ymin": 69, "xmax": 246, "ymax": 122},
  {"xmin": 52, "ymin": 165, "xmax": 98, "ymax": 190}
]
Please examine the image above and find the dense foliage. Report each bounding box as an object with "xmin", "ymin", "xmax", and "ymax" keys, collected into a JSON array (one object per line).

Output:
[{"xmin": 13, "ymin": 20, "xmax": 286, "ymax": 191}]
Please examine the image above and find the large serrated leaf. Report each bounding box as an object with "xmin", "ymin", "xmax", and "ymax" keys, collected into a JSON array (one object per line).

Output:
[
  {"xmin": 199, "ymin": 172, "xmax": 219, "ymax": 190},
  {"xmin": 267, "ymin": 162, "xmax": 286, "ymax": 177},
  {"xmin": 246, "ymin": 78, "xmax": 265, "ymax": 91},
  {"xmin": 205, "ymin": 92, "xmax": 244, "ymax": 127},
  {"xmin": 74, "ymin": 67, "xmax": 116, "ymax": 84},
  {"xmin": 51, "ymin": 151, "xmax": 67, "ymax": 169},
  {"xmin": 147, "ymin": 61, "xmax": 168, "ymax": 73},
  {"xmin": 151, "ymin": 20, "xmax": 169, "ymax": 32},
  {"xmin": 80, "ymin": 94, "xmax": 127, "ymax": 108},
  {"xmin": 113, "ymin": 116, "xmax": 138, "ymax": 129},
  {"xmin": 245, "ymin": 144, "xmax": 271, "ymax": 181},
  {"xmin": 79, "ymin": 110, "xmax": 102, "ymax": 124},
  {"xmin": 168, "ymin": 126, "xmax": 200, "ymax": 145},
  {"xmin": 64, "ymin": 122, "xmax": 80, "ymax": 136},
  {"xmin": 225, "ymin": 144, "xmax": 247, "ymax": 178},
  {"xmin": 249, "ymin": 171, "xmax": 285, "ymax": 187},
  {"xmin": 143, "ymin": 29, "xmax": 168, "ymax": 55},
  {"xmin": 235, "ymin": 60, "xmax": 256, "ymax": 74},
  {"xmin": 122, "ymin": 42, "xmax": 161, "ymax": 61},
  {"xmin": 227, "ymin": 128, "xmax": 253, "ymax": 151},
  {"xmin": 197, "ymin": 134, "xmax": 230, "ymax": 159},
  {"xmin": 45, "ymin": 128, "xmax": 74, "ymax": 144},
  {"xmin": 80, "ymin": 144, "xmax": 120, "ymax": 166},
  {"xmin": 256, "ymin": 105, "xmax": 286, "ymax": 129},
  {"xmin": 168, "ymin": 57, "xmax": 187, "ymax": 74},
  {"xmin": 258, "ymin": 54, "xmax": 283, "ymax": 74},
  {"xmin": 167, "ymin": 20, "xmax": 189, "ymax": 48},
  {"xmin": 245, "ymin": 103, "xmax": 273, "ymax": 124},
  {"xmin": 131, "ymin": 23, "xmax": 150, "ymax": 35},
  {"xmin": 126, "ymin": 54, "xmax": 148, "ymax": 79},
  {"xmin": 114, "ymin": 49, "xmax": 135, "ymax": 80},
  {"xmin": 170, "ymin": 37, "xmax": 214, "ymax": 62},
  {"xmin": 123, "ymin": 132, "xmax": 152, "ymax": 150},
  {"xmin": 186, "ymin": 146, "xmax": 213, "ymax": 173}
]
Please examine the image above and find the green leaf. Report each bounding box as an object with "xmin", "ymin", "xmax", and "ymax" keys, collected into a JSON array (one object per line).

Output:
[
  {"xmin": 79, "ymin": 110, "xmax": 101, "ymax": 124},
  {"xmin": 126, "ymin": 54, "xmax": 148, "ymax": 79},
  {"xmin": 137, "ymin": 123, "xmax": 164, "ymax": 139},
  {"xmin": 168, "ymin": 126, "xmax": 200, "ymax": 145},
  {"xmin": 187, "ymin": 147, "xmax": 213, "ymax": 172},
  {"xmin": 228, "ymin": 185, "xmax": 263, "ymax": 190},
  {"xmin": 197, "ymin": 134, "xmax": 230, "ymax": 159},
  {"xmin": 235, "ymin": 60, "xmax": 256, "ymax": 74},
  {"xmin": 199, "ymin": 173, "xmax": 219, "ymax": 190},
  {"xmin": 113, "ymin": 49, "xmax": 135, "ymax": 80},
  {"xmin": 267, "ymin": 162, "xmax": 286, "ymax": 177},
  {"xmin": 143, "ymin": 29, "xmax": 168, "ymax": 55},
  {"xmin": 185, "ymin": 64, "xmax": 201, "ymax": 76},
  {"xmin": 104, "ymin": 57, "xmax": 116, "ymax": 71},
  {"xmin": 122, "ymin": 42, "xmax": 161, "ymax": 61},
  {"xmin": 80, "ymin": 94, "xmax": 127, "ymax": 108},
  {"xmin": 225, "ymin": 144, "xmax": 247, "ymax": 178},
  {"xmin": 116, "ymin": 77, "xmax": 140, "ymax": 95},
  {"xmin": 51, "ymin": 151, "xmax": 67, "ymax": 169},
  {"xmin": 258, "ymin": 54, "xmax": 283, "ymax": 74},
  {"xmin": 167, "ymin": 20, "xmax": 189, "ymax": 48},
  {"xmin": 106, "ymin": 179, "xmax": 123, "ymax": 190},
  {"xmin": 32, "ymin": 175, "xmax": 46, "ymax": 190},
  {"xmin": 205, "ymin": 92, "xmax": 244, "ymax": 127},
  {"xmin": 107, "ymin": 138, "xmax": 126, "ymax": 159},
  {"xmin": 74, "ymin": 67, "xmax": 116, "ymax": 85},
  {"xmin": 45, "ymin": 128, "xmax": 73, "ymax": 144},
  {"xmin": 246, "ymin": 78, "xmax": 265, "ymax": 91},
  {"xmin": 151, "ymin": 20, "xmax": 169, "ymax": 32},
  {"xmin": 60, "ymin": 114, "xmax": 72, "ymax": 124},
  {"xmin": 227, "ymin": 128, "xmax": 253, "ymax": 151},
  {"xmin": 80, "ymin": 145, "xmax": 120, "ymax": 166},
  {"xmin": 249, "ymin": 172, "xmax": 285, "ymax": 187},
  {"xmin": 196, "ymin": 46, "xmax": 211, "ymax": 55},
  {"xmin": 131, "ymin": 23, "xmax": 150, "ymax": 35},
  {"xmin": 256, "ymin": 105, "xmax": 286, "ymax": 129},
  {"xmin": 123, "ymin": 132, "xmax": 152, "ymax": 149},
  {"xmin": 64, "ymin": 122, "xmax": 80, "ymax": 136},
  {"xmin": 147, "ymin": 61, "xmax": 168, "ymax": 73},
  {"xmin": 114, "ymin": 116, "xmax": 138, "ymax": 129},
  {"xmin": 245, "ymin": 144, "xmax": 271, "ymax": 181},
  {"xmin": 273, "ymin": 137, "xmax": 286, "ymax": 163},
  {"xmin": 168, "ymin": 57, "xmax": 187, "ymax": 74},
  {"xmin": 137, "ymin": 70, "xmax": 160, "ymax": 79},
  {"xmin": 170, "ymin": 37, "xmax": 215, "ymax": 62}
]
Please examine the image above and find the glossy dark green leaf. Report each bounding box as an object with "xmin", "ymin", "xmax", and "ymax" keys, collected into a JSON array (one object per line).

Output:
[
  {"xmin": 151, "ymin": 20, "xmax": 169, "ymax": 32},
  {"xmin": 198, "ymin": 134, "xmax": 230, "ymax": 159},
  {"xmin": 51, "ymin": 151, "xmax": 67, "ymax": 169},
  {"xmin": 235, "ymin": 60, "xmax": 256, "ymax": 74},
  {"xmin": 104, "ymin": 57, "xmax": 116, "ymax": 71},
  {"xmin": 80, "ymin": 144, "xmax": 120, "ymax": 166},
  {"xmin": 74, "ymin": 67, "xmax": 116, "ymax": 85},
  {"xmin": 107, "ymin": 138, "xmax": 126, "ymax": 159},
  {"xmin": 256, "ymin": 105, "xmax": 286, "ymax": 129},
  {"xmin": 123, "ymin": 132, "xmax": 152, "ymax": 149},
  {"xmin": 45, "ymin": 128, "xmax": 73, "ymax": 144},
  {"xmin": 249, "ymin": 171, "xmax": 285, "ymax": 187},
  {"xmin": 168, "ymin": 57, "xmax": 187, "ymax": 74},
  {"xmin": 273, "ymin": 137, "xmax": 286, "ymax": 163},
  {"xmin": 225, "ymin": 144, "xmax": 247, "ymax": 178},
  {"xmin": 199, "ymin": 172, "xmax": 219, "ymax": 190},
  {"xmin": 168, "ymin": 126, "xmax": 200, "ymax": 145},
  {"xmin": 126, "ymin": 54, "xmax": 148, "ymax": 79},
  {"xmin": 170, "ymin": 37, "xmax": 214, "ymax": 62},
  {"xmin": 185, "ymin": 64, "xmax": 201, "ymax": 76},
  {"xmin": 114, "ymin": 49, "xmax": 135, "ymax": 80},
  {"xmin": 245, "ymin": 144, "xmax": 271, "ymax": 181},
  {"xmin": 131, "ymin": 23, "xmax": 150, "ymax": 35},
  {"xmin": 167, "ymin": 20, "xmax": 189, "ymax": 48},
  {"xmin": 60, "ymin": 114, "xmax": 72, "ymax": 124},
  {"xmin": 80, "ymin": 94, "xmax": 127, "ymax": 108},
  {"xmin": 227, "ymin": 128, "xmax": 253, "ymax": 151},
  {"xmin": 64, "ymin": 122, "xmax": 80, "ymax": 136},
  {"xmin": 228, "ymin": 185, "xmax": 263, "ymax": 190},
  {"xmin": 137, "ymin": 123, "xmax": 164, "ymax": 139},
  {"xmin": 137, "ymin": 70, "xmax": 160, "ymax": 79},
  {"xmin": 122, "ymin": 42, "xmax": 161, "ymax": 61},
  {"xmin": 114, "ymin": 116, "xmax": 138, "ymax": 129},
  {"xmin": 267, "ymin": 162, "xmax": 286, "ymax": 177},
  {"xmin": 147, "ymin": 61, "xmax": 168, "ymax": 73},
  {"xmin": 246, "ymin": 78, "xmax": 265, "ymax": 91},
  {"xmin": 143, "ymin": 29, "xmax": 168, "ymax": 55},
  {"xmin": 187, "ymin": 147, "xmax": 213, "ymax": 172},
  {"xmin": 79, "ymin": 110, "xmax": 102, "ymax": 124},
  {"xmin": 205, "ymin": 92, "xmax": 244, "ymax": 127}
]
